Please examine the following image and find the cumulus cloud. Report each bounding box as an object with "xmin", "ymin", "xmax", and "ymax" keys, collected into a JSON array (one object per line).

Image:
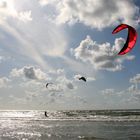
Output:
[
  {"xmin": 45, "ymin": 69, "xmax": 76, "ymax": 92},
  {"xmin": 23, "ymin": 67, "xmax": 37, "ymax": 80},
  {"xmin": 74, "ymin": 74, "xmax": 95, "ymax": 82},
  {"xmin": 0, "ymin": 77, "xmax": 11, "ymax": 88},
  {"xmin": 73, "ymin": 36, "xmax": 135, "ymax": 71},
  {"xmin": 0, "ymin": 0, "xmax": 68, "ymax": 71},
  {"xmin": 48, "ymin": 69, "xmax": 64, "ymax": 75},
  {"xmin": 74, "ymin": 96, "xmax": 87, "ymax": 104},
  {"xmin": 128, "ymin": 84, "xmax": 137, "ymax": 92},
  {"xmin": 21, "ymin": 79, "xmax": 43, "ymax": 90},
  {"xmin": 87, "ymin": 77, "xmax": 96, "ymax": 82},
  {"xmin": 56, "ymin": 69, "xmax": 64, "ymax": 75},
  {"xmin": 17, "ymin": 11, "xmax": 32, "ymax": 22},
  {"xmin": 39, "ymin": 0, "xmax": 57, "ymax": 6},
  {"xmin": 0, "ymin": 56, "xmax": 6, "ymax": 63},
  {"xmin": 56, "ymin": 75, "xmax": 75, "ymax": 90},
  {"xmin": 101, "ymin": 88, "xmax": 115, "ymax": 95},
  {"xmin": 40, "ymin": 0, "xmax": 140, "ymax": 29},
  {"xmin": 47, "ymin": 84, "xmax": 64, "ymax": 92},
  {"xmin": 9, "ymin": 66, "xmax": 76, "ymax": 94},
  {"xmin": 102, "ymin": 74, "xmax": 140, "ymax": 102},
  {"xmin": 10, "ymin": 66, "xmax": 47, "ymax": 80},
  {"xmin": 0, "ymin": 0, "xmax": 32, "ymax": 23},
  {"xmin": 130, "ymin": 74, "xmax": 140, "ymax": 84},
  {"xmin": 128, "ymin": 74, "xmax": 140, "ymax": 101},
  {"xmin": 66, "ymin": 82, "xmax": 74, "ymax": 89},
  {"xmin": 25, "ymin": 91, "xmax": 39, "ymax": 100},
  {"xmin": 74, "ymin": 74, "xmax": 82, "ymax": 80}
]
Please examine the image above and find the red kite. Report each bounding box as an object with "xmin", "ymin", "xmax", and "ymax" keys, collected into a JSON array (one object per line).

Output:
[{"xmin": 112, "ymin": 24, "xmax": 137, "ymax": 55}]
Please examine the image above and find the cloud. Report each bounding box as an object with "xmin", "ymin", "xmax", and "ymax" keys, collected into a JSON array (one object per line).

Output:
[
  {"xmin": 128, "ymin": 84, "xmax": 137, "ymax": 92},
  {"xmin": 130, "ymin": 74, "xmax": 140, "ymax": 84},
  {"xmin": 9, "ymin": 66, "xmax": 76, "ymax": 95},
  {"xmin": 87, "ymin": 77, "xmax": 96, "ymax": 82},
  {"xmin": 47, "ymin": 84, "xmax": 64, "ymax": 92},
  {"xmin": 102, "ymin": 74, "xmax": 140, "ymax": 103},
  {"xmin": 10, "ymin": 66, "xmax": 48, "ymax": 80},
  {"xmin": 74, "ymin": 74, "xmax": 95, "ymax": 82},
  {"xmin": 74, "ymin": 96, "xmax": 87, "ymax": 104},
  {"xmin": 23, "ymin": 67, "xmax": 46, "ymax": 80},
  {"xmin": 48, "ymin": 69, "xmax": 64, "ymax": 75},
  {"xmin": 45, "ymin": 69, "xmax": 76, "ymax": 92},
  {"xmin": 66, "ymin": 82, "xmax": 74, "ymax": 89},
  {"xmin": 129, "ymin": 89, "xmax": 140, "ymax": 101},
  {"xmin": 56, "ymin": 75, "xmax": 75, "ymax": 90},
  {"xmin": 0, "ymin": 56, "xmax": 6, "ymax": 63},
  {"xmin": 40, "ymin": 0, "xmax": 140, "ymax": 29},
  {"xmin": 17, "ymin": 11, "xmax": 32, "ymax": 22},
  {"xmin": 56, "ymin": 69, "xmax": 64, "ymax": 75},
  {"xmin": 0, "ymin": 68, "xmax": 93, "ymax": 109},
  {"xmin": 0, "ymin": 77, "xmax": 11, "ymax": 88},
  {"xmin": 23, "ymin": 67, "xmax": 37, "ymax": 79},
  {"xmin": 74, "ymin": 74, "xmax": 82, "ymax": 80},
  {"xmin": 25, "ymin": 91, "xmax": 39, "ymax": 100},
  {"xmin": 21, "ymin": 80, "xmax": 43, "ymax": 91},
  {"xmin": 101, "ymin": 88, "xmax": 115, "ymax": 95},
  {"xmin": 0, "ymin": 0, "xmax": 67, "ymax": 71},
  {"xmin": 45, "ymin": 81, "xmax": 74, "ymax": 94},
  {"xmin": 73, "ymin": 36, "xmax": 135, "ymax": 71},
  {"xmin": 9, "ymin": 66, "xmax": 75, "ymax": 92},
  {"xmin": 39, "ymin": 0, "xmax": 57, "ymax": 6},
  {"xmin": 79, "ymin": 72, "xmax": 140, "ymax": 108},
  {"xmin": 128, "ymin": 74, "xmax": 140, "ymax": 101},
  {"xmin": 133, "ymin": 93, "xmax": 140, "ymax": 101},
  {"xmin": 0, "ymin": 0, "xmax": 32, "ymax": 23}
]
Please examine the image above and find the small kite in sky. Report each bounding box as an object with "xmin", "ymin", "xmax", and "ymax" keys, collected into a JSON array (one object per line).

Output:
[
  {"xmin": 46, "ymin": 83, "xmax": 53, "ymax": 88},
  {"xmin": 79, "ymin": 77, "xmax": 87, "ymax": 82},
  {"xmin": 112, "ymin": 24, "xmax": 137, "ymax": 55}
]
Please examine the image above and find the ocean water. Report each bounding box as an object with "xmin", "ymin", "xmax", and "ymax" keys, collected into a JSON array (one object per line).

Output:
[{"xmin": 0, "ymin": 110, "xmax": 140, "ymax": 140}]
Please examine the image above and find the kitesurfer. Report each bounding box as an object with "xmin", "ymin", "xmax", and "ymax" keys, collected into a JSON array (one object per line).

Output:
[{"xmin": 45, "ymin": 111, "xmax": 48, "ymax": 117}]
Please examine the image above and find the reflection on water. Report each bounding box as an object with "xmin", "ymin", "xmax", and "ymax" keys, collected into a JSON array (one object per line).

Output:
[{"xmin": 0, "ymin": 110, "xmax": 140, "ymax": 140}]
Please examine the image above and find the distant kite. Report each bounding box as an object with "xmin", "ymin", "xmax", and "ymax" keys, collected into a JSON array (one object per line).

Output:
[
  {"xmin": 112, "ymin": 24, "xmax": 137, "ymax": 55},
  {"xmin": 79, "ymin": 77, "xmax": 86, "ymax": 82},
  {"xmin": 46, "ymin": 83, "xmax": 53, "ymax": 88}
]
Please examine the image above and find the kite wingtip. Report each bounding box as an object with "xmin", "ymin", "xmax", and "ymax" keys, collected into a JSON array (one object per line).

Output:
[
  {"xmin": 112, "ymin": 30, "xmax": 116, "ymax": 34},
  {"xmin": 118, "ymin": 52, "xmax": 126, "ymax": 55}
]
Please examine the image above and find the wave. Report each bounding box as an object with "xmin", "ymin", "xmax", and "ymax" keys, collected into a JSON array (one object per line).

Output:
[{"xmin": 0, "ymin": 110, "xmax": 140, "ymax": 121}]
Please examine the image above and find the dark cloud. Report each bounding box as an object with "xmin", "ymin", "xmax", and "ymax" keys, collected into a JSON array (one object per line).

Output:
[
  {"xmin": 42, "ymin": 0, "xmax": 140, "ymax": 29},
  {"xmin": 67, "ymin": 82, "xmax": 74, "ymax": 89},
  {"xmin": 23, "ymin": 67, "xmax": 37, "ymax": 80}
]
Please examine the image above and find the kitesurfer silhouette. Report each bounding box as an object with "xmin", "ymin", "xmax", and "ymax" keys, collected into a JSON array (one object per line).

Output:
[{"xmin": 45, "ymin": 111, "xmax": 48, "ymax": 117}]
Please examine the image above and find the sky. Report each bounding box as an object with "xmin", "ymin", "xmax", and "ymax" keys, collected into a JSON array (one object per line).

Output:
[{"xmin": 0, "ymin": 0, "xmax": 140, "ymax": 110}]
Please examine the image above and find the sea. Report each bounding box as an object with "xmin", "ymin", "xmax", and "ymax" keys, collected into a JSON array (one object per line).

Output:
[{"xmin": 0, "ymin": 110, "xmax": 140, "ymax": 140}]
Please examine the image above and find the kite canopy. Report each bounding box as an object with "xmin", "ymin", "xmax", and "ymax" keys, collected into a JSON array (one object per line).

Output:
[
  {"xmin": 46, "ymin": 83, "xmax": 53, "ymax": 88},
  {"xmin": 112, "ymin": 24, "xmax": 137, "ymax": 55},
  {"xmin": 79, "ymin": 77, "xmax": 86, "ymax": 82}
]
